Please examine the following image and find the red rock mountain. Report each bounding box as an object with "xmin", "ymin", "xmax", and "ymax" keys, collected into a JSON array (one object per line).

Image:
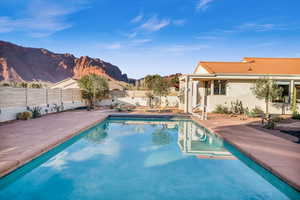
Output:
[{"xmin": 0, "ymin": 41, "xmax": 133, "ymax": 83}]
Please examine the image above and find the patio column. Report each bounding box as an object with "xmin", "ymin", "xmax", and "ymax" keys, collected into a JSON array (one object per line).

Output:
[
  {"xmin": 192, "ymin": 80, "xmax": 198, "ymax": 109},
  {"xmin": 184, "ymin": 76, "xmax": 189, "ymax": 113},
  {"xmin": 290, "ymin": 80, "xmax": 295, "ymax": 101}
]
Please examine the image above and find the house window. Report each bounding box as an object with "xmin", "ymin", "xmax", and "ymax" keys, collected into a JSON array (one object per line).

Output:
[
  {"xmin": 296, "ymin": 85, "xmax": 300, "ymax": 103},
  {"xmin": 273, "ymin": 82, "xmax": 290, "ymax": 103},
  {"xmin": 213, "ymin": 80, "xmax": 226, "ymax": 95}
]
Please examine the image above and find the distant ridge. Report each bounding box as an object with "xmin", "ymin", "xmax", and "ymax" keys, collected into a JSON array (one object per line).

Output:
[{"xmin": 0, "ymin": 41, "xmax": 135, "ymax": 83}]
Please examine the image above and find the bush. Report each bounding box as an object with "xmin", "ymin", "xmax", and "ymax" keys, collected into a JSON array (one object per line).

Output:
[
  {"xmin": 263, "ymin": 119, "xmax": 276, "ymax": 129},
  {"xmin": 28, "ymin": 106, "xmax": 42, "ymax": 118},
  {"xmin": 247, "ymin": 107, "xmax": 264, "ymax": 117},
  {"xmin": 213, "ymin": 105, "xmax": 230, "ymax": 114},
  {"xmin": 16, "ymin": 111, "xmax": 32, "ymax": 120},
  {"xmin": 292, "ymin": 112, "xmax": 300, "ymax": 120},
  {"xmin": 230, "ymin": 100, "xmax": 244, "ymax": 114}
]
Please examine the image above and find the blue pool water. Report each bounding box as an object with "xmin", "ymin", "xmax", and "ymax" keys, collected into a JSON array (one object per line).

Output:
[{"xmin": 0, "ymin": 117, "xmax": 299, "ymax": 200}]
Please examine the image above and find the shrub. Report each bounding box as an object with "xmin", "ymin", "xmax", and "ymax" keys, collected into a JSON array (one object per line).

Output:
[
  {"xmin": 213, "ymin": 105, "xmax": 230, "ymax": 114},
  {"xmin": 16, "ymin": 111, "xmax": 32, "ymax": 120},
  {"xmin": 230, "ymin": 100, "xmax": 244, "ymax": 114},
  {"xmin": 292, "ymin": 112, "xmax": 300, "ymax": 120},
  {"xmin": 28, "ymin": 106, "xmax": 42, "ymax": 118},
  {"xmin": 247, "ymin": 107, "xmax": 265, "ymax": 117},
  {"xmin": 263, "ymin": 119, "xmax": 276, "ymax": 129}
]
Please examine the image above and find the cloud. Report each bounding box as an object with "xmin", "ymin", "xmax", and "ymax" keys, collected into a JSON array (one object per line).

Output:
[
  {"xmin": 130, "ymin": 39, "xmax": 152, "ymax": 46},
  {"xmin": 163, "ymin": 44, "xmax": 210, "ymax": 54},
  {"xmin": 237, "ymin": 23, "xmax": 277, "ymax": 32},
  {"xmin": 105, "ymin": 42, "xmax": 122, "ymax": 50},
  {"xmin": 197, "ymin": 0, "xmax": 214, "ymax": 11},
  {"xmin": 173, "ymin": 19, "xmax": 186, "ymax": 26},
  {"xmin": 131, "ymin": 13, "xmax": 143, "ymax": 23},
  {"xmin": 139, "ymin": 16, "xmax": 170, "ymax": 32},
  {"xmin": 0, "ymin": 0, "xmax": 89, "ymax": 37}
]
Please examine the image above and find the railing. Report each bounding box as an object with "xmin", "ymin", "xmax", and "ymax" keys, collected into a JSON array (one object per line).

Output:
[{"xmin": 192, "ymin": 104, "xmax": 207, "ymax": 120}]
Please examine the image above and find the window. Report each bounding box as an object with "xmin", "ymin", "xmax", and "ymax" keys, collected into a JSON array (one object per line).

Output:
[
  {"xmin": 273, "ymin": 82, "xmax": 290, "ymax": 103},
  {"xmin": 204, "ymin": 81, "xmax": 211, "ymax": 95},
  {"xmin": 296, "ymin": 85, "xmax": 300, "ymax": 103},
  {"xmin": 213, "ymin": 80, "xmax": 226, "ymax": 95}
]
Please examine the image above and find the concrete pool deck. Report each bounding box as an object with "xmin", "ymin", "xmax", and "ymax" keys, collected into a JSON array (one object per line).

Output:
[
  {"xmin": 192, "ymin": 116, "xmax": 300, "ymax": 192},
  {"xmin": 0, "ymin": 110, "xmax": 110, "ymax": 177},
  {"xmin": 0, "ymin": 110, "xmax": 299, "ymax": 192}
]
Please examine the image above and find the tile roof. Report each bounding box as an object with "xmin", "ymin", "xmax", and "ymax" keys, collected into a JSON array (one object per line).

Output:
[{"xmin": 197, "ymin": 57, "xmax": 300, "ymax": 75}]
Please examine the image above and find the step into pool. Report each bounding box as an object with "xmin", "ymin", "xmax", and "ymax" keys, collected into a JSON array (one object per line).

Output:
[{"xmin": 0, "ymin": 117, "xmax": 299, "ymax": 200}]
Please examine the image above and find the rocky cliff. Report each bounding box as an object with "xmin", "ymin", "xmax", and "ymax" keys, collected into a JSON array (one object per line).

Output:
[{"xmin": 0, "ymin": 41, "xmax": 133, "ymax": 83}]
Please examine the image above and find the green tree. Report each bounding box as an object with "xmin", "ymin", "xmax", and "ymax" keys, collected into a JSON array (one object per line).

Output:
[
  {"xmin": 152, "ymin": 77, "xmax": 170, "ymax": 107},
  {"xmin": 291, "ymin": 86, "xmax": 298, "ymax": 115},
  {"xmin": 251, "ymin": 78, "xmax": 283, "ymax": 115},
  {"xmin": 78, "ymin": 74, "xmax": 109, "ymax": 109},
  {"xmin": 144, "ymin": 74, "xmax": 161, "ymax": 89}
]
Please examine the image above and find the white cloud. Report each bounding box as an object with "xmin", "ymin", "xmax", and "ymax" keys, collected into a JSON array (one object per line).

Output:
[
  {"xmin": 173, "ymin": 19, "xmax": 186, "ymax": 26},
  {"xmin": 0, "ymin": 0, "xmax": 89, "ymax": 37},
  {"xmin": 131, "ymin": 13, "xmax": 143, "ymax": 23},
  {"xmin": 106, "ymin": 42, "xmax": 122, "ymax": 50},
  {"xmin": 197, "ymin": 0, "xmax": 214, "ymax": 11},
  {"xmin": 139, "ymin": 16, "xmax": 170, "ymax": 32},
  {"xmin": 163, "ymin": 44, "xmax": 210, "ymax": 55},
  {"xmin": 130, "ymin": 39, "xmax": 152, "ymax": 46},
  {"xmin": 238, "ymin": 23, "xmax": 276, "ymax": 32}
]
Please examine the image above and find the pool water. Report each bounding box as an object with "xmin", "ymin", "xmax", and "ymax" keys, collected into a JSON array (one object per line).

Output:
[{"xmin": 0, "ymin": 117, "xmax": 299, "ymax": 200}]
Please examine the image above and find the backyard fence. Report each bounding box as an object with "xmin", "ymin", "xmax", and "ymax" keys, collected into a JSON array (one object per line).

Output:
[{"xmin": 0, "ymin": 87, "xmax": 84, "ymax": 122}]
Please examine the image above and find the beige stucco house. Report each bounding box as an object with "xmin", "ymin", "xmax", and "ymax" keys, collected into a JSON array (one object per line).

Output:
[
  {"xmin": 180, "ymin": 57, "xmax": 300, "ymax": 115},
  {"xmin": 50, "ymin": 77, "xmax": 126, "ymax": 91}
]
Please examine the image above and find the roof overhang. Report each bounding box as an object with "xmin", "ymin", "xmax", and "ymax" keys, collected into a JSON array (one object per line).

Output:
[{"xmin": 181, "ymin": 73, "xmax": 300, "ymax": 81}]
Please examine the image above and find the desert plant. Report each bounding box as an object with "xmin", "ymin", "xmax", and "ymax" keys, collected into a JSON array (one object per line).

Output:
[
  {"xmin": 230, "ymin": 100, "xmax": 244, "ymax": 114},
  {"xmin": 78, "ymin": 74, "xmax": 109, "ymax": 109},
  {"xmin": 53, "ymin": 103, "xmax": 63, "ymax": 113},
  {"xmin": 28, "ymin": 106, "xmax": 42, "ymax": 118},
  {"xmin": 213, "ymin": 105, "xmax": 230, "ymax": 114},
  {"xmin": 145, "ymin": 92, "xmax": 154, "ymax": 108},
  {"xmin": 263, "ymin": 119, "xmax": 276, "ymax": 129},
  {"xmin": 30, "ymin": 83, "xmax": 42, "ymax": 88},
  {"xmin": 152, "ymin": 77, "xmax": 170, "ymax": 107},
  {"xmin": 246, "ymin": 106, "xmax": 265, "ymax": 117},
  {"xmin": 251, "ymin": 77, "xmax": 283, "ymax": 115},
  {"xmin": 16, "ymin": 111, "xmax": 32, "ymax": 120},
  {"xmin": 144, "ymin": 74, "xmax": 162, "ymax": 89}
]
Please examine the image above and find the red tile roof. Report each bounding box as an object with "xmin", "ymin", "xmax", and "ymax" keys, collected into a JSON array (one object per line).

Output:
[{"xmin": 196, "ymin": 57, "xmax": 300, "ymax": 75}]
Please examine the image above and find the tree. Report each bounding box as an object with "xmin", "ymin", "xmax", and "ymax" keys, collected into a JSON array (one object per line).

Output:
[
  {"xmin": 291, "ymin": 86, "xmax": 298, "ymax": 115},
  {"xmin": 251, "ymin": 78, "xmax": 283, "ymax": 115},
  {"xmin": 152, "ymin": 77, "xmax": 170, "ymax": 107},
  {"xmin": 78, "ymin": 74, "xmax": 109, "ymax": 109},
  {"xmin": 144, "ymin": 74, "xmax": 161, "ymax": 89},
  {"xmin": 170, "ymin": 74, "xmax": 180, "ymax": 90}
]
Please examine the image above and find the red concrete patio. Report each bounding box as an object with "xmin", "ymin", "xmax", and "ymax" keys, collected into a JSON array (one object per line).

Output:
[
  {"xmin": 193, "ymin": 115, "xmax": 300, "ymax": 192},
  {"xmin": 0, "ymin": 110, "xmax": 110, "ymax": 177}
]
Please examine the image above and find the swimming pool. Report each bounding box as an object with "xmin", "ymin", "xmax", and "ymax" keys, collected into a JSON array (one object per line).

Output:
[{"xmin": 0, "ymin": 117, "xmax": 299, "ymax": 200}]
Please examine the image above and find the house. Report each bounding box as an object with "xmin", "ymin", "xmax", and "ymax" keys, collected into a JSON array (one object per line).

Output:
[
  {"xmin": 180, "ymin": 57, "xmax": 300, "ymax": 114},
  {"xmin": 50, "ymin": 77, "xmax": 127, "ymax": 91}
]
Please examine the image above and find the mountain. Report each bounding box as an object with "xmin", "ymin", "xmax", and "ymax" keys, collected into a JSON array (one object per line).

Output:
[{"xmin": 0, "ymin": 41, "xmax": 134, "ymax": 83}]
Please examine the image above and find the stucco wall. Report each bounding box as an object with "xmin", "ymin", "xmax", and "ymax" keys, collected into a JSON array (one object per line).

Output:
[{"xmin": 206, "ymin": 80, "xmax": 298, "ymax": 114}]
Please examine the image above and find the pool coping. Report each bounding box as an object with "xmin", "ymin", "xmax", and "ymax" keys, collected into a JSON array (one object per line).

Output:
[{"xmin": 1, "ymin": 112, "xmax": 299, "ymax": 193}]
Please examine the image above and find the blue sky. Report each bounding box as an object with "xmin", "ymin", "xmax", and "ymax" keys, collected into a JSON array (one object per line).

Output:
[{"xmin": 0, "ymin": 0, "xmax": 300, "ymax": 78}]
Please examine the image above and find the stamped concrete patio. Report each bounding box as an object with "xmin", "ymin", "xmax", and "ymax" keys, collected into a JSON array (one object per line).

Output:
[
  {"xmin": 0, "ymin": 110, "xmax": 110, "ymax": 177},
  {"xmin": 193, "ymin": 115, "xmax": 300, "ymax": 192}
]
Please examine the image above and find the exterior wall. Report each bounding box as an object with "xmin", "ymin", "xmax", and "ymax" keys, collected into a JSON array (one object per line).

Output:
[
  {"xmin": 206, "ymin": 80, "xmax": 299, "ymax": 114},
  {"xmin": 98, "ymin": 90, "xmax": 179, "ymax": 107},
  {"xmin": 0, "ymin": 87, "xmax": 84, "ymax": 122}
]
